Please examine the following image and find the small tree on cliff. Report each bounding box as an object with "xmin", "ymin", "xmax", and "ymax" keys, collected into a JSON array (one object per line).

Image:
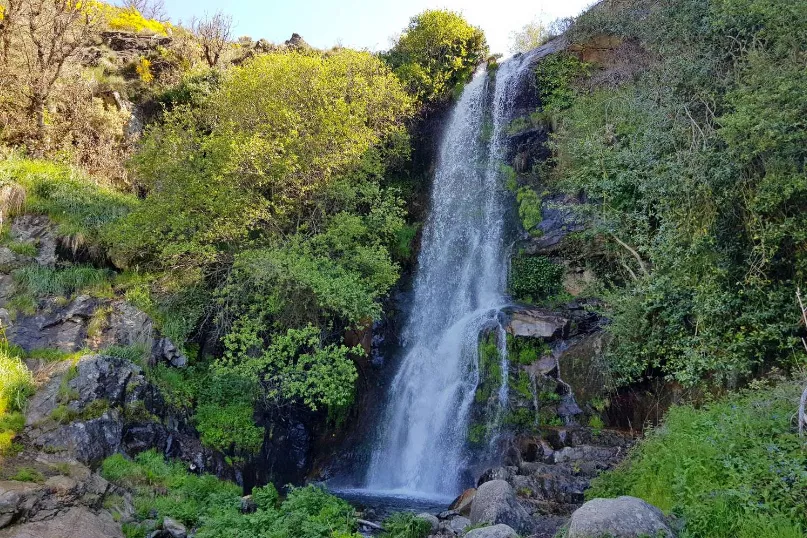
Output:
[
  {"xmin": 384, "ymin": 9, "xmax": 488, "ymax": 106},
  {"xmin": 1, "ymin": 0, "xmax": 101, "ymax": 151},
  {"xmin": 192, "ymin": 11, "xmax": 232, "ymax": 68}
]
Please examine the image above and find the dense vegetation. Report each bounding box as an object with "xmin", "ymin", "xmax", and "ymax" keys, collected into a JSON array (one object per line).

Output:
[
  {"xmin": 101, "ymin": 450, "xmax": 364, "ymax": 538},
  {"xmin": 383, "ymin": 10, "xmax": 487, "ymax": 106},
  {"xmin": 0, "ymin": 0, "xmax": 489, "ymax": 465},
  {"xmin": 588, "ymin": 378, "xmax": 807, "ymax": 538},
  {"xmin": 536, "ymin": 0, "xmax": 807, "ymax": 387}
]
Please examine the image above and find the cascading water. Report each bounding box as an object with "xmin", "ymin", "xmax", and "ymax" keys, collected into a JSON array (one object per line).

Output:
[{"xmin": 363, "ymin": 53, "xmax": 539, "ymax": 498}]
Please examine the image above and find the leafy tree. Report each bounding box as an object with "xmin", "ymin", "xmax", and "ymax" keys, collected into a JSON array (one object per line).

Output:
[
  {"xmin": 220, "ymin": 324, "xmax": 359, "ymax": 412},
  {"xmin": 384, "ymin": 10, "xmax": 487, "ymax": 105},
  {"xmin": 109, "ymin": 49, "xmax": 412, "ymax": 276},
  {"xmin": 509, "ymin": 18, "xmax": 549, "ymax": 53}
]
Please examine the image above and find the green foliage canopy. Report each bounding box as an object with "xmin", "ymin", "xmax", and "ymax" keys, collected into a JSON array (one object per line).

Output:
[{"xmin": 384, "ymin": 10, "xmax": 488, "ymax": 105}]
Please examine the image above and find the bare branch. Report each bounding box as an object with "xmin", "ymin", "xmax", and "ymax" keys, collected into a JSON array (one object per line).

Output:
[
  {"xmin": 193, "ymin": 11, "xmax": 232, "ymax": 68},
  {"xmin": 609, "ymin": 231, "xmax": 650, "ymax": 276},
  {"xmin": 121, "ymin": 0, "xmax": 167, "ymax": 22},
  {"xmin": 796, "ymin": 288, "xmax": 807, "ymax": 436}
]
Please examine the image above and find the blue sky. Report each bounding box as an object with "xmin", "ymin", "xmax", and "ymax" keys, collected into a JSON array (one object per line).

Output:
[{"xmin": 162, "ymin": 0, "xmax": 596, "ymax": 56}]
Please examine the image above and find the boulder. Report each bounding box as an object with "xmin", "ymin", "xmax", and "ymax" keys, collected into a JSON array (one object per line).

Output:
[
  {"xmin": 506, "ymin": 308, "xmax": 569, "ymax": 340},
  {"xmin": 469, "ymin": 480, "xmax": 533, "ymax": 535},
  {"xmin": 161, "ymin": 517, "xmax": 187, "ymax": 538},
  {"xmin": 448, "ymin": 487, "xmax": 476, "ymax": 516},
  {"xmin": 446, "ymin": 515, "xmax": 471, "ymax": 535},
  {"xmin": 567, "ymin": 496, "xmax": 674, "ymax": 538},
  {"xmin": 0, "ymin": 482, "xmax": 43, "ymax": 529},
  {"xmin": 464, "ymin": 524, "xmax": 519, "ymax": 538},
  {"xmin": 0, "ymin": 507, "xmax": 123, "ymax": 538},
  {"xmin": 416, "ymin": 513, "xmax": 438, "ymax": 532},
  {"xmin": 476, "ymin": 467, "xmax": 517, "ymax": 487}
]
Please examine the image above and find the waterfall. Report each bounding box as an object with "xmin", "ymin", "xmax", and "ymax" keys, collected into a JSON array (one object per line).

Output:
[{"xmin": 364, "ymin": 54, "xmax": 537, "ymax": 498}]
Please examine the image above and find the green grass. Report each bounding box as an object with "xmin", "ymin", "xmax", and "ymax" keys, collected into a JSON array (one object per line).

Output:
[
  {"xmin": 12, "ymin": 265, "xmax": 113, "ymax": 298},
  {"xmin": 587, "ymin": 379, "xmax": 807, "ymax": 538},
  {"xmin": 101, "ymin": 450, "xmax": 362, "ymax": 537},
  {"xmin": 0, "ymin": 345, "xmax": 34, "ymax": 455},
  {"xmin": 6, "ymin": 241, "xmax": 38, "ymax": 257},
  {"xmin": 381, "ymin": 512, "xmax": 432, "ymax": 538},
  {"xmin": 10, "ymin": 467, "xmax": 45, "ymax": 483},
  {"xmin": 0, "ymin": 158, "xmax": 138, "ymax": 243}
]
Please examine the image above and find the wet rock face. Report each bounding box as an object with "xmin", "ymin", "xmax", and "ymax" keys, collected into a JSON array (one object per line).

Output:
[{"xmin": 567, "ymin": 496, "xmax": 675, "ymax": 538}]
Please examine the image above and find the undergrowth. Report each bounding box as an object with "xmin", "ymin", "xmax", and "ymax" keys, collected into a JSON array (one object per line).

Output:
[
  {"xmin": 0, "ymin": 341, "xmax": 34, "ymax": 456},
  {"xmin": 101, "ymin": 450, "xmax": 363, "ymax": 537},
  {"xmin": 587, "ymin": 378, "xmax": 807, "ymax": 538}
]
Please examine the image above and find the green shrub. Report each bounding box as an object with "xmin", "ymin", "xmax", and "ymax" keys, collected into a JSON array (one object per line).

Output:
[
  {"xmin": 381, "ymin": 512, "xmax": 432, "ymax": 538},
  {"xmin": 534, "ymin": 52, "xmax": 589, "ymax": 113},
  {"xmin": 509, "ymin": 255, "xmax": 564, "ymax": 302},
  {"xmin": 545, "ymin": 0, "xmax": 807, "ymax": 386},
  {"xmin": 195, "ymin": 402, "xmax": 264, "ymax": 455},
  {"xmin": 516, "ymin": 187, "xmax": 543, "ymax": 236},
  {"xmin": 588, "ymin": 380, "xmax": 807, "ymax": 538}
]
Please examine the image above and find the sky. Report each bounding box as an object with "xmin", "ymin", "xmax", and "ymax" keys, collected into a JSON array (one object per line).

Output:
[{"xmin": 162, "ymin": 0, "xmax": 596, "ymax": 56}]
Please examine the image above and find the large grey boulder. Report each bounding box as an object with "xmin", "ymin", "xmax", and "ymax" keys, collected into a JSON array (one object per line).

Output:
[
  {"xmin": 568, "ymin": 496, "xmax": 674, "ymax": 538},
  {"xmin": 464, "ymin": 524, "xmax": 518, "ymax": 538},
  {"xmin": 416, "ymin": 513, "xmax": 438, "ymax": 532},
  {"xmin": 469, "ymin": 480, "xmax": 533, "ymax": 535}
]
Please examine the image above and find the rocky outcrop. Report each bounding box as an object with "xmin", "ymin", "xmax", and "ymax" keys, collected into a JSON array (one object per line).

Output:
[
  {"xmin": 0, "ymin": 215, "xmax": 187, "ymax": 368},
  {"xmin": 23, "ymin": 354, "xmax": 230, "ymax": 477},
  {"xmin": 469, "ymin": 480, "xmax": 533, "ymax": 535},
  {"xmin": 0, "ymin": 506, "xmax": 123, "ymax": 538},
  {"xmin": 0, "ymin": 457, "xmax": 124, "ymax": 538},
  {"xmin": 6, "ymin": 295, "xmax": 187, "ymax": 368},
  {"xmin": 567, "ymin": 496, "xmax": 675, "ymax": 538},
  {"xmin": 506, "ymin": 308, "xmax": 569, "ymax": 339},
  {"xmin": 469, "ymin": 427, "xmax": 634, "ymax": 537}
]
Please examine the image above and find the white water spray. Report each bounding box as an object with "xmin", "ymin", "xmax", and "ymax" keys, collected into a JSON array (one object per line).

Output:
[{"xmin": 365, "ymin": 54, "xmax": 538, "ymax": 497}]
